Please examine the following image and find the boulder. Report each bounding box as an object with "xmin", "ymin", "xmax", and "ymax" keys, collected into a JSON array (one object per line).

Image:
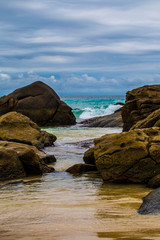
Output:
[
  {"xmin": 66, "ymin": 163, "xmax": 97, "ymax": 175},
  {"xmin": 80, "ymin": 109, "xmax": 123, "ymax": 128},
  {"xmin": 131, "ymin": 108, "xmax": 160, "ymax": 129},
  {"xmin": 122, "ymin": 85, "xmax": 160, "ymax": 131},
  {"xmin": 0, "ymin": 148, "xmax": 25, "ymax": 181},
  {"xmin": 0, "ymin": 111, "xmax": 56, "ymax": 149},
  {"xmin": 138, "ymin": 188, "xmax": 160, "ymax": 215},
  {"xmin": 83, "ymin": 147, "xmax": 95, "ymax": 165},
  {"xmin": 0, "ymin": 141, "xmax": 55, "ymax": 180},
  {"xmin": 0, "ymin": 81, "xmax": 76, "ymax": 126},
  {"xmin": 85, "ymin": 127, "xmax": 160, "ymax": 184}
]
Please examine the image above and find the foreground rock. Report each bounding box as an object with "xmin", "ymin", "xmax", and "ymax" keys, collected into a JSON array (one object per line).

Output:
[
  {"xmin": 138, "ymin": 188, "xmax": 160, "ymax": 215},
  {"xmin": 84, "ymin": 127, "xmax": 160, "ymax": 184},
  {"xmin": 0, "ymin": 141, "xmax": 55, "ymax": 181},
  {"xmin": 0, "ymin": 112, "xmax": 56, "ymax": 149},
  {"xmin": 122, "ymin": 85, "xmax": 160, "ymax": 131},
  {"xmin": 66, "ymin": 163, "xmax": 97, "ymax": 175},
  {"xmin": 80, "ymin": 109, "xmax": 123, "ymax": 128},
  {"xmin": 0, "ymin": 81, "xmax": 76, "ymax": 126}
]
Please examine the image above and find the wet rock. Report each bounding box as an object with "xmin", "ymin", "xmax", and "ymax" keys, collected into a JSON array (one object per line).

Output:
[
  {"xmin": 80, "ymin": 109, "xmax": 123, "ymax": 128},
  {"xmin": 0, "ymin": 111, "xmax": 56, "ymax": 149},
  {"xmin": 0, "ymin": 148, "xmax": 25, "ymax": 181},
  {"xmin": 0, "ymin": 141, "xmax": 55, "ymax": 180},
  {"xmin": 85, "ymin": 127, "xmax": 160, "ymax": 184},
  {"xmin": 138, "ymin": 188, "xmax": 160, "ymax": 215},
  {"xmin": 83, "ymin": 147, "xmax": 95, "ymax": 165},
  {"xmin": 66, "ymin": 163, "xmax": 97, "ymax": 174},
  {"xmin": 122, "ymin": 85, "xmax": 160, "ymax": 131},
  {"xmin": 0, "ymin": 81, "xmax": 76, "ymax": 126}
]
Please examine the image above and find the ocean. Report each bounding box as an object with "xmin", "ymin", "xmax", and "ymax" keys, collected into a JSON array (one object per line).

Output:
[
  {"xmin": 62, "ymin": 96, "xmax": 125, "ymax": 121},
  {"xmin": 0, "ymin": 96, "xmax": 156, "ymax": 240}
]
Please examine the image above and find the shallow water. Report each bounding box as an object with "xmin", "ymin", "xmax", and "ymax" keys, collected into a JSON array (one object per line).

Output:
[{"xmin": 0, "ymin": 127, "xmax": 160, "ymax": 240}]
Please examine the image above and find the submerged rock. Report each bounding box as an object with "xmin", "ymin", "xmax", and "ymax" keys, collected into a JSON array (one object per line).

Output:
[
  {"xmin": 122, "ymin": 85, "xmax": 160, "ymax": 131},
  {"xmin": 138, "ymin": 188, "xmax": 160, "ymax": 215},
  {"xmin": 84, "ymin": 127, "xmax": 160, "ymax": 184},
  {"xmin": 66, "ymin": 163, "xmax": 97, "ymax": 175},
  {"xmin": 80, "ymin": 109, "xmax": 123, "ymax": 128},
  {"xmin": 0, "ymin": 111, "xmax": 56, "ymax": 149},
  {"xmin": 0, "ymin": 81, "xmax": 76, "ymax": 126},
  {"xmin": 0, "ymin": 141, "xmax": 55, "ymax": 181}
]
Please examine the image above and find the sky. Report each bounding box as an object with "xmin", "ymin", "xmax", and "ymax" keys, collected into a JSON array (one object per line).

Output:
[{"xmin": 0, "ymin": 0, "xmax": 160, "ymax": 96}]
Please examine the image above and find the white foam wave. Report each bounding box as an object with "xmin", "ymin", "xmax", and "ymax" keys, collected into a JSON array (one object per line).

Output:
[{"xmin": 79, "ymin": 104, "xmax": 121, "ymax": 119}]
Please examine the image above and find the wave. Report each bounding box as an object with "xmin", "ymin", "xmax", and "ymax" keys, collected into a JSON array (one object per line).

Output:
[{"xmin": 74, "ymin": 104, "xmax": 122, "ymax": 120}]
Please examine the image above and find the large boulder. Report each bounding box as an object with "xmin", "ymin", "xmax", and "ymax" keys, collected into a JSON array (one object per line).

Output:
[
  {"xmin": 0, "ymin": 81, "xmax": 76, "ymax": 126},
  {"xmin": 84, "ymin": 127, "xmax": 160, "ymax": 184},
  {"xmin": 122, "ymin": 85, "xmax": 160, "ymax": 131},
  {"xmin": 80, "ymin": 109, "xmax": 123, "ymax": 128},
  {"xmin": 0, "ymin": 141, "xmax": 55, "ymax": 181},
  {"xmin": 0, "ymin": 111, "xmax": 56, "ymax": 149}
]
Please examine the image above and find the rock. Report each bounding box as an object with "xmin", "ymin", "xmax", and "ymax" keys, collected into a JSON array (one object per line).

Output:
[
  {"xmin": 148, "ymin": 174, "xmax": 160, "ymax": 188},
  {"xmin": 131, "ymin": 108, "xmax": 160, "ymax": 129},
  {"xmin": 0, "ymin": 81, "xmax": 76, "ymax": 126},
  {"xmin": 114, "ymin": 102, "xmax": 124, "ymax": 106},
  {"xmin": 66, "ymin": 163, "xmax": 97, "ymax": 174},
  {"xmin": 122, "ymin": 85, "xmax": 160, "ymax": 131},
  {"xmin": 0, "ymin": 111, "xmax": 56, "ymax": 149},
  {"xmin": 80, "ymin": 109, "xmax": 123, "ymax": 128},
  {"xmin": 0, "ymin": 148, "xmax": 25, "ymax": 181},
  {"xmin": 83, "ymin": 147, "xmax": 95, "ymax": 165},
  {"xmin": 86, "ymin": 127, "xmax": 160, "ymax": 184},
  {"xmin": 0, "ymin": 141, "xmax": 55, "ymax": 180},
  {"xmin": 138, "ymin": 188, "xmax": 160, "ymax": 215}
]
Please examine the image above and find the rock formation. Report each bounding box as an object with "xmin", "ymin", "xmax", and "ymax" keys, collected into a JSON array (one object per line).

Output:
[
  {"xmin": 0, "ymin": 111, "xmax": 56, "ymax": 149},
  {"xmin": 80, "ymin": 108, "xmax": 123, "ymax": 128},
  {"xmin": 122, "ymin": 85, "xmax": 160, "ymax": 131},
  {"xmin": 0, "ymin": 81, "xmax": 76, "ymax": 126},
  {"xmin": 84, "ymin": 127, "xmax": 160, "ymax": 184}
]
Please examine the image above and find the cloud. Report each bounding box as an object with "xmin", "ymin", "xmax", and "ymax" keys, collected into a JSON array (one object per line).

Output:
[{"xmin": 1, "ymin": 0, "xmax": 160, "ymax": 94}]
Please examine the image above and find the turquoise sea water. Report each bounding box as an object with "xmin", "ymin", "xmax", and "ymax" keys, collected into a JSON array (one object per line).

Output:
[{"xmin": 62, "ymin": 96, "xmax": 125, "ymax": 121}]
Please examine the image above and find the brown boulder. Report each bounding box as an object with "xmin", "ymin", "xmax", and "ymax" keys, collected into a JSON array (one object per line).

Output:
[
  {"xmin": 122, "ymin": 85, "xmax": 160, "ymax": 131},
  {"xmin": 85, "ymin": 127, "xmax": 160, "ymax": 184},
  {"xmin": 0, "ymin": 111, "xmax": 56, "ymax": 149},
  {"xmin": 0, "ymin": 141, "xmax": 55, "ymax": 181},
  {"xmin": 0, "ymin": 81, "xmax": 76, "ymax": 126},
  {"xmin": 66, "ymin": 163, "xmax": 97, "ymax": 175}
]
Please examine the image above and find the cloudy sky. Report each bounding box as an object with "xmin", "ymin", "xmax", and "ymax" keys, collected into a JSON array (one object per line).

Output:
[{"xmin": 0, "ymin": 0, "xmax": 160, "ymax": 96}]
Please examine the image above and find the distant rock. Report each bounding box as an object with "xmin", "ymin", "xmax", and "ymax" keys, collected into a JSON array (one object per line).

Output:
[
  {"xmin": 0, "ymin": 112, "xmax": 56, "ymax": 149},
  {"xmin": 84, "ymin": 127, "xmax": 160, "ymax": 184},
  {"xmin": 66, "ymin": 163, "xmax": 97, "ymax": 175},
  {"xmin": 80, "ymin": 108, "xmax": 123, "ymax": 128},
  {"xmin": 122, "ymin": 85, "xmax": 160, "ymax": 131},
  {"xmin": 138, "ymin": 188, "xmax": 160, "ymax": 215},
  {"xmin": 0, "ymin": 81, "xmax": 76, "ymax": 126}
]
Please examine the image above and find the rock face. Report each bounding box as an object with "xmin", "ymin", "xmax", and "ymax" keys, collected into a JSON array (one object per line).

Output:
[
  {"xmin": 84, "ymin": 127, "xmax": 160, "ymax": 184},
  {"xmin": 0, "ymin": 141, "xmax": 55, "ymax": 181},
  {"xmin": 138, "ymin": 188, "xmax": 160, "ymax": 215},
  {"xmin": 131, "ymin": 108, "xmax": 160, "ymax": 129},
  {"xmin": 80, "ymin": 109, "xmax": 123, "ymax": 128},
  {"xmin": 0, "ymin": 111, "xmax": 56, "ymax": 149},
  {"xmin": 122, "ymin": 85, "xmax": 160, "ymax": 131},
  {"xmin": 0, "ymin": 81, "xmax": 76, "ymax": 126}
]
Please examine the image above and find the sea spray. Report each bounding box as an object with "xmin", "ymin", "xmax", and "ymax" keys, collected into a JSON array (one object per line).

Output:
[{"xmin": 62, "ymin": 96, "xmax": 125, "ymax": 120}]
